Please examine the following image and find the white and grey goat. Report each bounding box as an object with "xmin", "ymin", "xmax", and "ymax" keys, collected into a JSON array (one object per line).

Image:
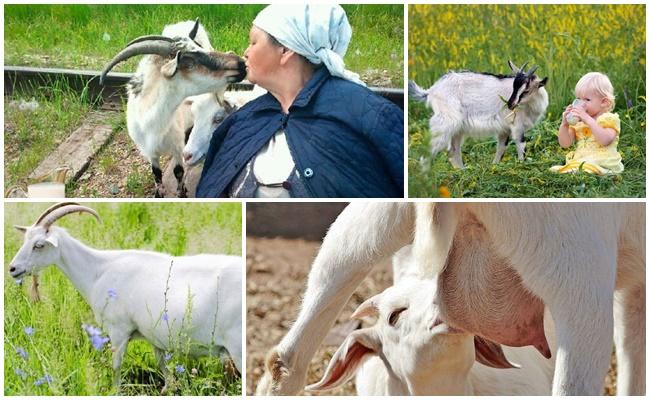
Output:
[
  {"xmin": 182, "ymin": 86, "xmax": 267, "ymax": 166},
  {"xmin": 100, "ymin": 19, "xmax": 246, "ymax": 197},
  {"xmin": 8, "ymin": 203, "xmax": 242, "ymax": 391},
  {"xmin": 307, "ymin": 246, "xmax": 556, "ymax": 395},
  {"xmin": 409, "ymin": 61, "xmax": 548, "ymax": 168}
]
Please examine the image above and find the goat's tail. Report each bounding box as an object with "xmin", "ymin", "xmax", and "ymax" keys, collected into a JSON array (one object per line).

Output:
[{"xmin": 408, "ymin": 80, "xmax": 429, "ymax": 104}]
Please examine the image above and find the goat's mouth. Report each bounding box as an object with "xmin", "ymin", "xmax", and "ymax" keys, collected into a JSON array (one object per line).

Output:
[{"xmin": 9, "ymin": 267, "xmax": 27, "ymax": 279}]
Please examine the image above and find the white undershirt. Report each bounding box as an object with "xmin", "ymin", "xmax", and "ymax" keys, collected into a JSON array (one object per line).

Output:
[{"xmin": 253, "ymin": 130, "xmax": 295, "ymax": 185}]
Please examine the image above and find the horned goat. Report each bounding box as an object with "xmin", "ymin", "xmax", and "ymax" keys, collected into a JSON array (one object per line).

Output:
[
  {"xmin": 100, "ymin": 19, "xmax": 246, "ymax": 197},
  {"xmin": 8, "ymin": 203, "xmax": 242, "ymax": 391},
  {"xmin": 255, "ymin": 202, "xmax": 645, "ymax": 396},
  {"xmin": 409, "ymin": 61, "xmax": 548, "ymax": 168},
  {"xmin": 307, "ymin": 245, "xmax": 555, "ymax": 395},
  {"xmin": 183, "ymin": 86, "xmax": 267, "ymax": 166}
]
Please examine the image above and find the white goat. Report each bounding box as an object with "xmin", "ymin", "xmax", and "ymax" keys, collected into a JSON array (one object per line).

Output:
[
  {"xmin": 8, "ymin": 203, "xmax": 242, "ymax": 391},
  {"xmin": 255, "ymin": 202, "xmax": 645, "ymax": 396},
  {"xmin": 409, "ymin": 61, "xmax": 548, "ymax": 168},
  {"xmin": 182, "ymin": 86, "xmax": 267, "ymax": 166},
  {"xmin": 307, "ymin": 245, "xmax": 555, "ymax": 395},
  {"xmin": 100, "ymin": 19, "xmax": 246, "ymax": 197}
]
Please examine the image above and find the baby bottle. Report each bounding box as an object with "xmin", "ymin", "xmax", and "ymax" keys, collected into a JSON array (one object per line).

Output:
[{"xmin": 566, "ymin": 99, "xmax": 584, "ymax": 125}]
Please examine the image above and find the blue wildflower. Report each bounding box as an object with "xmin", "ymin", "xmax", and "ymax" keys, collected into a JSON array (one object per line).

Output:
[
  {"xmin": 164, "ymin": 353, "xmax": 173, "ymax": 362},
  {"xmin": 82, "ymin": 323, "xmax": 110, "ymax": 351},
  {"xmin": 34, "ymin": 374, "xmax": 53, "ymax": 386},
  {"xmin": 82, "ymin": 323, "xmax": 102, "ymax": 337},
  {"xmin": 15, "ymin": 279, "xmax": 23, "ymax": 286},
  {"xmin": 107, "ymin": 288, "xmax": 117, "ymax": 299},
  {"xmin": 15, "ymin": 347, "xmax": 28, "ymax": 359},
  {"xmin": 24, "ymin": 326, "xmax": 34, "ymax": 336},
  {"xmin": 14, "ymin": 368, "xmax": 27, "ymax": 379},
  {"xmin": 162, "ymin": 312, "xmax": 169, "ymax": 322},
  {"xmin": 175, "ymin": 365, "xmax": 185, "ymax": 374}
]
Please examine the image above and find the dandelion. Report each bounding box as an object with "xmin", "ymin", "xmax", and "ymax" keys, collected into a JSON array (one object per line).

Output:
[
  {"xmin": 34, "ymin": 374, "xmax": 53, "ymax": 386},
  {"xmin": 14, "ymin": 368, "xmax": 27, "ymax": 379},
  {"xmin": 24, "ymin": 326, "xmax": 35, "ymax": 336},
  {"xmin": 438, "ymin": 186, "xmax": 451, "ymax": 198},
  {"xmin": 107, "ymin": 288, "xmax": 118, "ymax": 299},
  {"xmin": 175, "ymin": 365, "xmax": 186, "ymax": 374},
  {"xmin": 15, "ymin": 347, "xmax": 28, "ymax": 359}
]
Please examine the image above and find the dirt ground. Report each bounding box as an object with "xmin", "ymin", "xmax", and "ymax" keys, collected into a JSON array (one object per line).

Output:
[{"xmin": 246, "ymin": 236, "xmax": 619, "ymax": 396}]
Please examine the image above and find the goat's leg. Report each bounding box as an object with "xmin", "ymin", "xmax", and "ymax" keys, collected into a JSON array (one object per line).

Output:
[
  {"xmin": 173, "ymin": 164, "xmax": 187, "ymax": 198},
  {"xmin": 110, "ymin": 333, "xmax": 131, "ymax": 390},
  {"xmin": 493, "ymin": 133, "xmax": 510, "ymax": 164},
  {"xmin": 448, "ymin": 134, "xmax": 464, "ymax": 169},
  {"xmin": 154, "ymin": 347, "xmax": 174, "ymax": 394},
  {"xmin": 614, "ymin": 284, "xmax": 645, "ymax": 395},
  {"xmin": 151, "ymin": 159, "xmax": 165, "ymax": 198},
  {"xmin": 510, "ymin": 128, "xmax": 526, "ymax": 161},
  {"xmin": 255, "ymin": 203, "xmax": 415, "ymax": 395}
]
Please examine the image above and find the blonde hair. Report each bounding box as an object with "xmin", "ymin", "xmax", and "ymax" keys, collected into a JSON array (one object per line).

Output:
[{"xmin": 575, "ymin": 72, "xmax": 615, "ymax": 111}]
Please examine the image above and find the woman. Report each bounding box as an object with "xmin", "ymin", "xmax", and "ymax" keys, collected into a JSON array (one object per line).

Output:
[{"xmin": 196, "ymin": 4, "xmax": 403, "ymax": 198}]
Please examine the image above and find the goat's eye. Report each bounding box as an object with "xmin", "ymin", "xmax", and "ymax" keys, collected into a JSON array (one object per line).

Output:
[
  {"xmin": 33, "ymin": 242, "xmax": 44, "ymax": 250},
  {"xmin": 388, "ymin": 307, "xmax": 407, "ymax": 326}
]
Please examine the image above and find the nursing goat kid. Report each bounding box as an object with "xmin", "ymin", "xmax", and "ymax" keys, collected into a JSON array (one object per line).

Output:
[
  {"xmin": 255, "ymin": 203, "xmax": 645, "ymax": 396},
  {"xmin": 307, "ymin": 245, "xmax": 555, "ymax": 395},
  {"xmin": 409, "ymin": 61, "xmax": 548, "ymax": 168},
  {"xmin": 100, "ymin": 19, "xmax": 246, "ymax": 197},
  {"xmin": 8, "ymin": 203, "xmax": 242, "ymax": 391}
]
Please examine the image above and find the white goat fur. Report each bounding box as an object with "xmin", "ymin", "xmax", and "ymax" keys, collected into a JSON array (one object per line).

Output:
[
  {"xmin": 126, "ymin": 20, "xmax": 228, "ymax": 196},
  {"xmin": 183, "ymin": 86, "xmax": 267, "ymax": 166},
  {"xmin": 255, "ymin": 203, "xmax": 645, "ymax": 396},
  {"xmin": 309, "ymin": 245, "xmax": 555, "ymax": 395},
  {"xmin": 9, "ymin": 216, "xmax": 242, "ymax": 387},
  {"xmin": 409, "ymin": 66, "xmax": 548, "ymax": 168}
]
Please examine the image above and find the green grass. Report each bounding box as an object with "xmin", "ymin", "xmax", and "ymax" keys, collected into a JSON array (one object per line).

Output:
[
  {"xmin": 4, "ymin": 202, "xmax": 242, "ymax": 395},
  {"xmin": 4, "ymin": 4, "xmax": 403, "ymax": 86},
  {"xmin": 4, "ymin": 79, "xmax": 98, "ymax": 193},
  {"xmin": 408, "ymin": 100, "xmax": 646, "ymax": 198}
]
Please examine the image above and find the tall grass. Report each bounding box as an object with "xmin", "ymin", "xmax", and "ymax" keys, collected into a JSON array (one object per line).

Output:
[
  {"xmin": 4, "ymin": 4, "xmax": 403, "ymax": 86},
  {"xmin": 4, "ymin": 202, "xmax": 242, "ymax": 395},
  {"xmin": 408, "ymin": 4, "xmax": 646, "ymax": 197}
]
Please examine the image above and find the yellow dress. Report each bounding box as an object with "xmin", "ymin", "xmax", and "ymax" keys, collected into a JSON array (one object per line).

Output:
[{"xmin": 550, "ymin": 112, "xmax": 623, "ymax": 175}]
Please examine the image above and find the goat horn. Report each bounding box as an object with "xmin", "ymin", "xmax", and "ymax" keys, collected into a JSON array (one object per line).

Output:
[
  {"xmin": 125, "ymin": 35, "xmax": 175, "ymax": 47},
  {"xmin": 520, "ymin": 62, "xmax": 529, "ymax": 72},
  {"xmin": 100, "ymin": 40, "xmax": 174, "ymax": 85},
  {"xmin": 189, "ymin": 18, "xmax": 200, "ymax": 40},
  {"xmin": 34, "ymin": 202, "xmax": 81, "ymax": 226},
  {"xmin": 38, "ymin": 204, "xmax": 101, "ymax": 232},
  {"xmin": 527, "ymin": 65, "xmax": 539, "ymax": 76}
]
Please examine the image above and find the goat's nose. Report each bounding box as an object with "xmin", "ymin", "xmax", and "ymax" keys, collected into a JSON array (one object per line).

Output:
[
  {"xmin": 183, "ymin": 151, "xmax": 192, "ymax": 163},
  {"xmin": 9, "ymin": 266, "xmax": 16, "ymax": 273}
]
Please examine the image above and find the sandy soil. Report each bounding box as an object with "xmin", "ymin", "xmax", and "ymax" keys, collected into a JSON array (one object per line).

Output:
[{"xmin": 246, "ymin": 236, "xmax": 619, "ymax": 396}]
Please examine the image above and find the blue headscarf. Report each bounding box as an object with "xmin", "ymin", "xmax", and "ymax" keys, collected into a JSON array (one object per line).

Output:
[{"xmin": 253, "ymin": 4, "xmax": 365, "ymax": 86}]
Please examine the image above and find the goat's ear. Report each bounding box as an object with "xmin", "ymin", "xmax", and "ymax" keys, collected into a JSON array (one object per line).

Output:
[
  {"xmin": 539, "ymin": 77, "xmax": 548, "ymax": 87},
  {"xmin": 161, "ymin": 52, "xmax": 181, "ymax": 78},
  {"xmin": 474, "ymin": 336, "xmax": 520, "ymax": 369},
  {"xmin": 45, "ymin": 234, "xmax": 59, "ymax": 248},
  {"xmin": 14, "ymin": 225, "xmax": 28, "ymax": 234},
  {"xmin": 508, "ymin": 60, "xmax": 518, "ymax": 72},
  {"xmin": 305, "ymin": 328, "xmax": 381, "ymax": 391}
]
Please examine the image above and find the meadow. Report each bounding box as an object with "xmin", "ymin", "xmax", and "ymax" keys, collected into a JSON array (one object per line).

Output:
[
  {"xmin": 4, "ymin": 202, "xmax": 242, "ymax": 395},
  {"xmin": 408, "ymin": 4, "xmax": 646, "ymax": 198}
]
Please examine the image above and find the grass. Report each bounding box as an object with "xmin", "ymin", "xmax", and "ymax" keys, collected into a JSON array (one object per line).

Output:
[
  {"xmin": 4, "ymin": 4, "xmax": 403, "ymax": 86},
  {"xmin": 4, "ymin": 202, "xmax": 242, "ymax": 395},
  {"xmin": 408, "ymin": 4, "xmax": 646, "ymax": 197},
  {"xmin": 4, "ymin": 78, "xmax": 98, "ymax": 194}
]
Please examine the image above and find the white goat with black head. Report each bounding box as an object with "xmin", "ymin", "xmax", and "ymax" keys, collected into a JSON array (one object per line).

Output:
[
  {"xmin": 409, "ymin": 61, "xmax": 548, "ymax": 168},
  {"xmin": 8, "ymin": 202, "xmax": 242, "ymax": 392},
  {"xmin": 100, "ymin": 19, "xmax": 246, "ymax": 197}
]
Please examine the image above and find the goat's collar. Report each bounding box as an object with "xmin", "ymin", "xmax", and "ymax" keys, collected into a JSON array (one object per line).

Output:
[{"xmin": 247, "ymin": 67, "xmax": 331, "ymax": 113}]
